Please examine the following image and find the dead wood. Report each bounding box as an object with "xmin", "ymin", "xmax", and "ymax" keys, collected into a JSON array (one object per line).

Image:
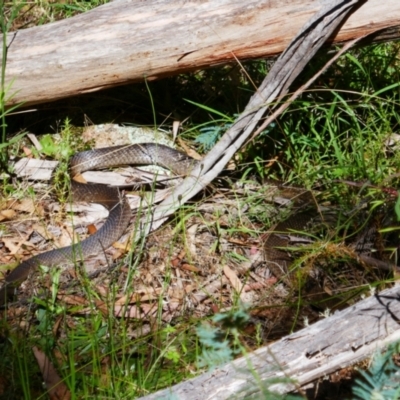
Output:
[
  {"xmin": 138, "ymin": 285, "xmax": 400, "ymax": 399},
  {"xmin": 5, "ymin": 2, "xmax": 399, "ymax": 396},
  {"xmin": 133, "ymin": 1, "xmax": 400, "ymax": 398},
  {"xmin": 139, "ymin": 0, "xmax": 364, "ymax": 240},
  {"xmin": 1, "ymin": 0, "xmax": 400, "ymax": 107}
]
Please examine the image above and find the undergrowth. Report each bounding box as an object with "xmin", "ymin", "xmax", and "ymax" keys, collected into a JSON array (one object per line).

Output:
[
  {"xmin": 37, "ymin": 118, "xmax": 89, "ymax": 204},
  {"xmin": 0, "ymin": 1, "xmax": 25, "ymax": 172},
  {"xmin": 353, "ymin": 341, "xmax": 400, "ymax": 400},
  {"xmin": 0, "ymin": 2, "xmax": 400, "ymax": 399}
]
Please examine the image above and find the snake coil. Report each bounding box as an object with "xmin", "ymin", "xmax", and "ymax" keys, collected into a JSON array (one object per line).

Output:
[{"xmin": 0, "ymin": 143, "xmax": 198, "ymax": 305}]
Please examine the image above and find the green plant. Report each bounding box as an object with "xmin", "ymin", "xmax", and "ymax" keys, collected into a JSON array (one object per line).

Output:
[
  {"xmin": 196, "ymin": 308, "xmax": 305, "ymax": 399},
  {"xmin": 352, "ymin": 342, "xmax": 400, "ymax": 400},
  {"xmin": 36, "ymin": 118, "xmax": 88, "ymax": 203},
  {"xmin": 195, "ymin": 122, "xmax": 232, "ymax": 151},
  {"xmin": 183, "ymin": 99, "xmax": 235, "ymax": 151},
  {"xmin": 196, "ymin": 307, "xmax": 254, "ymax": 371},
  {"xmin": 1, "ymin": 5, "xmax": 400, "ymax": 397},
  {"xmin": 0, "ymin": 1, "xmax": 25, "ymax": 171}
]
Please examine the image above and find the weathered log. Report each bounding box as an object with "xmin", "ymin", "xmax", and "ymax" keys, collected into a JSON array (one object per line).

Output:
[
  {"xmin": 5, "ymin": 3, "xmax": 398, "ymax": 398},
  {"xmin": 2, "ymin": 0, "xmax": 400, "ymax": 107},
  {"xmin": 136, "ymin": 2, "xmax": 400, "ymax": 397},
  {"xmin": 138, "ymin": 285, "xmax": 400, "ymax": 399}
]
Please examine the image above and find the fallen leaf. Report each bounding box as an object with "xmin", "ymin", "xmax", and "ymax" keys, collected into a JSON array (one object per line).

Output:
[
  {"xmin": 58, "ymin": 295, "xmax": 88, "ymax": 306},
  {"xmin": 55, "ymin": 226, "xmax": 76, "ymax": 248},
  {"xmin": 228, "ymin": 238, "xmax": 247, "ymax": 245},
  {"xmin": 32, "ymin": 346, "xmax": 71, "ymax": 400},
  {"xmin": 95, "ymin": 285, "xmax": 109, "ymax": 297},
  {"xmin": 112, "ymin": 239, "xmax": 130, "ymax": 251},
  {"xmin": 114, "ymin": 303, "xmax": 158, "ymax": 318},
  {"xmin": 223, "ymin": 265, "xmax": 243, "ymax": 293},
  {"xmin": 171, "ymin": 257, "xmax": 180, "ymax": 267},
  {"xmin": 0, "ymin": 209, "xmax": 16, "ymax": 221},
  {"xmin": 22, "ymin": 146, "xmax": 33, "ymax": 157},
  {"xmin": 87, "ymin": 224, "xmax": 97, "ymax": 235},
  {"xmin": 11, "ymin": 198, "xmax": 41, "ymax": 214},
  {"xmin": 168, "ymin": 287, "xmax": 185, "ymax": 300},
  {"xmin": 180, "ymin": 263, "xmax": 201, "ymax": 272},
  {"xmin": 35, "ymin": 225, "xmax": 55, "ymax": 241},
  {"xmin": 176, "ymin": 138, "xmax": 202, "ymax": 160},
  {"xmin": 210, "ymin": 303, "xmax": 219, "ymax": 314},
  {"xmin": 2, "ymin": 236, "xmax": 33, "ymax": 255},
  {"xmin": 111, "ymin": 248, "xmax": 124, "ymax": 260}
]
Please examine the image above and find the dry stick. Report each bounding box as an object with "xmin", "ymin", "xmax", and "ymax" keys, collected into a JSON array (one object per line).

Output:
[{"xmin": 134, "ymin": 0, "xmax": 362, "ymax": 242}]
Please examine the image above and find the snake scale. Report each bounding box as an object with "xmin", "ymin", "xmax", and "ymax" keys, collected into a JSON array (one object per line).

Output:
[{"xmin": 0, "ymin": 143, "xmax": 197, "ymax": 305}]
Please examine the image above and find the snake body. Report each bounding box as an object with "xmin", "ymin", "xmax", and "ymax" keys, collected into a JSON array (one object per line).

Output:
[
  {"xmin": 1, "ymin": 144, "xmax": 396, "ymax": 306},
  {"xmin": 0, "ymin": 143, "xmax": 198, "ymax": 305}
]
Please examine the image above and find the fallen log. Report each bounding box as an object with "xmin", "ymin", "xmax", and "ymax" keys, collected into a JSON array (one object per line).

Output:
[
  {"xmin": 4, "ymin": 2, "xmax": 398, "ymax": 398},
  {"xmin": 138, "ymin": 285, "xmax": 400, "ymax": 399},
  {"xmin": 136, "ymin": 1, "xmax": 400, "ymax": 397},
  {"xmin": 1, "ymin": 0, "xmax": 400, "ymax": 107}
]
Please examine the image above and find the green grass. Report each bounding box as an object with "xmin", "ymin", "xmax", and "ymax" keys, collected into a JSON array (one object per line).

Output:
[
  {"xmin": 1, "ymin": 2, "xmax": 400, "ymax": 399},
  {"xmin": 3, "ymin": 0, "xmax": 110, "ymax": 30}
]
